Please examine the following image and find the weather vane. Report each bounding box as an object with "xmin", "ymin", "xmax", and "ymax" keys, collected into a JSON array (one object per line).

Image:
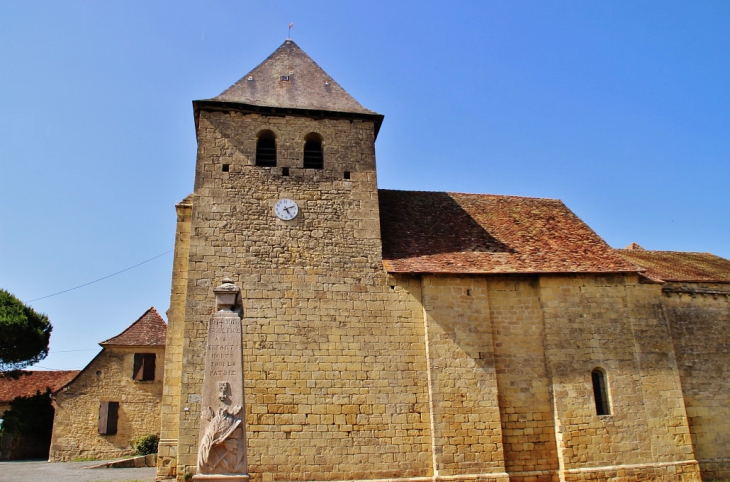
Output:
[{"xmin": 288, "ymin": 22, "xmax": 294, "ymax": 39}]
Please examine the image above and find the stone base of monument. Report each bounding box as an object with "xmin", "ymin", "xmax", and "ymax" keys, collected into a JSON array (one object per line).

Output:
[{"xmin": 192, "ymin": 474, "xmax": 250, "ymax": 481}]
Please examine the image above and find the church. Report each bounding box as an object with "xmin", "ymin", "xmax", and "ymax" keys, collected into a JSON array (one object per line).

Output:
[{"xmin": 155, "ymin": 40, "xmax": 730, "ymax": 482}]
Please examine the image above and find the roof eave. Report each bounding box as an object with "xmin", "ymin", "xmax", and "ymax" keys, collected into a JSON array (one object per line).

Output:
[
  {"xmin": 193, "ymin": 99, "xmax": 385, "ymax": 140},
  {"xmin": 383, "ymin": 265, "xmax": 644, "ymax": 276},
  {"xmin": 98, "ymin": 342, "xmax": 166, "ymax": 348}
]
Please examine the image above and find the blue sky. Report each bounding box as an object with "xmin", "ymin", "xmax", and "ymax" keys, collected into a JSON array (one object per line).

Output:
[{"xmin": 1, "ymin": 2, "xmax": 728, "ymax": 371}]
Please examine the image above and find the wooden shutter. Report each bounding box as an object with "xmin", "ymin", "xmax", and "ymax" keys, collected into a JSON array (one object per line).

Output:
[
  {"xmin": 98, "ymin": 401, "xmax": 109, "ymax": 434},
  {"xmin": 142, "ymin": 353, "xmax": 156, "ymax": 381},
  {"xmin": 133, "ymin": 353, "xmax": 144, "ymax": 380},
  {"xmin": 107, "ymin": 401, "xmax": 119, "ymax": 434},
  {"xmin": 98, "ymin": 401, "xmax": 119, "ymax": 435}
]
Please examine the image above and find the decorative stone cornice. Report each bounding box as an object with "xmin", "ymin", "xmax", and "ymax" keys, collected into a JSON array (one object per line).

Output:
[{"xmin": 662, "ymin": 286, "xmax": 730, "ymax": 299}]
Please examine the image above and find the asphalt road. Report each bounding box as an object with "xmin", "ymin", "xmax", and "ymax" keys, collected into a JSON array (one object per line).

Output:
[{"xmin": 0, "ymin": 459, "xmax": 156, "ymax": 482}]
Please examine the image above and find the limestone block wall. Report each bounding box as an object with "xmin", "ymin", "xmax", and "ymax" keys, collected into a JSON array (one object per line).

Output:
[
  {"xmin": 624, "ymin": 281, "xmax": 695, "ymax": 464},
  {"xmin": 664, "ymin": 282, "xmax": 730, "ymax": 480},
  {"xmin": 157, "ymin": 198, "xmax": 192, "ymax": 478},
  {"xmin": 488, "ymin": 276, "xmax": 559, "ymax": 481},
  {"xmin": 49, "ymin": 346, "xmax": 164, "ymax": 462},
  {"xmin": 174, "ymin": 110, "xmax": 434, "ymax": 481},
  {"xmin": 419, "ymin": 275, "xmax": 506, "ymax": 478},
  {"xmin": 539, "ymin": 275, "xmax": 699, "ymax": 482}
]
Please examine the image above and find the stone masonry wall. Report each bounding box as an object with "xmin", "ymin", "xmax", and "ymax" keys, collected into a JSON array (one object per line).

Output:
[
  {"xmin": 49, "ymin": 346, "xmax": 164, "ymax": 462},
  {"xmin": 664, "ymin": 282, "xmax": 730, "ymax": 480},
  {"xmin": 488, "ymin": 276, "xmax": 559, "ymax": 482},
  {"xmin": 157, "ymin": 198, "xmax": 192, "ymax": 478},
  {"xmin": 175, "ymin": 110, "xmax": 433, "ymax": 481},
  {"xmin": 419, "ymin": 275, "xmax": 506, "ymax": 479},
  {"xmin": 539, "ymin": 275, "xmax": 700, "ymax": 482}
]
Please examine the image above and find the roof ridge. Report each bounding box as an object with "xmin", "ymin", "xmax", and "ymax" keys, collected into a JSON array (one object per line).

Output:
[
  {"xmin": 206, "ymin": 40, "xmax": 379, "ymax": 116},
  {"xmin": 618, "ymin": 248, "xmax": 719, "ymax": 256},
  {"xmin": 99, "ymin": 307, "xmax": 166, "ymax": 346}
]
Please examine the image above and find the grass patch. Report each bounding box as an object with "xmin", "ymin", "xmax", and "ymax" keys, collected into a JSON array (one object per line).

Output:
[{"xmin": 71, "ymin": 455, "xmax": 100, "ymax": 462}]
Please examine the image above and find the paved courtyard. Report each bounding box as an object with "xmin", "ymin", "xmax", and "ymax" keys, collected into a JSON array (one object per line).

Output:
[{"xmin": 0, "ymin": 459, "xmax": 156, "ymax": 482}]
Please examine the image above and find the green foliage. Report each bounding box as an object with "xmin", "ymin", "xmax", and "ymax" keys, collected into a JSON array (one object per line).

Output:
[
  {"xmin": 0, "ymin": 388, "xmax": 54, "ymax": 440},
  {"xmin": 71, "ymin": 455, "xmax": 101, "ymax": 462},
  {"xmin": 0, "ymin": 289, "xmax": 52, "ymax": 372},
  {"xmin": 129, "ymin": 433, "xmax": 159, "ymax": 455}
]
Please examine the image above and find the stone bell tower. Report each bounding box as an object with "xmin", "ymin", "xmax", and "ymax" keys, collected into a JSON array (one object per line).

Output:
[{"xmin": 158, "ymin": 41, "xmax": 438, "ymax": 480}]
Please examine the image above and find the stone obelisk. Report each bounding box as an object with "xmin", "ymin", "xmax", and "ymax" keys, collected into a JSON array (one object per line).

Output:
[{"xmin": 193, "ymin": 279, "xmax": 249, "ymax": 481}]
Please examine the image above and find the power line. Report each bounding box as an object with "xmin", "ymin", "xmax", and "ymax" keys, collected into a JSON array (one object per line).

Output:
[
  {"xmin": 29, "ymin": 250, "xmax": 173, "ymax": 302},
  {"xmin": 32, "ymin": 365, "xmax": 84, "ymax": 371},
  {"xmin": 52, "ymin": 349, "xmax": 99, "ymax": 353}
]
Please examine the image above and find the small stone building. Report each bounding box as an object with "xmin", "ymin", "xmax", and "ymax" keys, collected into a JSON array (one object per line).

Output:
[
  {"xmin": 156, "ymin": 40, "xmax": 730, "ymax": 482},
  {"xmin": 49, "ymin": 307, "xmax": 166, "ymax": 462}
]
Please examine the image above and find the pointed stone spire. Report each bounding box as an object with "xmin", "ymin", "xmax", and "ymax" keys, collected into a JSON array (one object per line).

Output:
[
  {"xmin": 209, "ymin": 39, "xmax": 379, "ymax": 116},
  {"xmin": 624, "ymin": 242, "xmax": 645, "ymax": 251}
]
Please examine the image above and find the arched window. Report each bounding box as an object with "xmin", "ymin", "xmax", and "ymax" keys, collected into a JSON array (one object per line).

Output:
[
  {"xmin": 303, "ymin": 133, "xmax": 324, "ymax": 169},
  {"xmin": 256, "ymin": 130, "xmax": 277, "ymax": 167},
  {"xmin": 591, "ymin": 368, "xmax": 610, "ymax": 416}
]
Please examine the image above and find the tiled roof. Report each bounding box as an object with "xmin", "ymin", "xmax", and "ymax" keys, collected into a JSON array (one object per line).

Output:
[
  {"xmin": 100, "ymin": 307, "xmax": 167, "ymax": 346},
  {"xmin": 0, "ymin": 370, "xmax": 79, "ymax": 402},
  {"xmin": 379, "ymin": 190, "xmax": 639, "ymax": 274},
  {"xmin": 616, "ymin": 249, "xmax": 730, "ymax": 283},
  {"xmin": 209, "ymin": 40, "xmax": 379, "ymax": 116}
]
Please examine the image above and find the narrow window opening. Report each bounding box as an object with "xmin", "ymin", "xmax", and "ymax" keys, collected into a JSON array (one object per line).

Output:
[
  {"xmin": 343, "ymin": 171, "xmax": 351, "ymax": 180},
  {"xmin": 303, "ymin": 133, "xmax": 324, "ymax": 169},
  {"xmin": 256, "ymin": 130, "xmax": 277, "ymax": 167},
  {"xmin": 282, "ymin": 167, "xmax": 290, "ymax": 177},
  {"xmin": 222, "ymin": 164, "xmax": 229, "ymax": 172},
  {"xmin": 390, "ymin": 285, "xmax": 395, "ymax": 291},
  {"xmin": 466, "ymin": 289, "xmax": 472, "ymax": 296},
  {"xmin": 592, "ymin": 368, "xmax": 610, "ymax": 416}
]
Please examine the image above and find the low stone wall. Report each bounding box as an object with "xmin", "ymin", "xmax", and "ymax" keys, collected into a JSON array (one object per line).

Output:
[{"xmin": 86, "ymin": 453, "xmax": 157, "ymax": 468}]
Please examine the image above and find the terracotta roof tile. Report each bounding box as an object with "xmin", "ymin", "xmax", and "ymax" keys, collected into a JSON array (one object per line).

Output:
[
  {"xmin": 379, "ymin": 190, "xmax": 638, "ymax": 274},
  {"xmin": 0, "ymin": 370, "xmax": 79, "ymax": 402},
  {"xmin": 210, "ymin": 40, "xmax": 379, "ymax": 116},
  {"xmin": 100, "ymin": 307, "xmax": 166, "ymax": 346},
  {"xmin": 616, "ymin": 249, "xmax": 730, "ymax": 283}
]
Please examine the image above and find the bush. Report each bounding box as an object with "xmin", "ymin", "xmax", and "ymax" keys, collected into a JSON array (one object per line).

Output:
[
  {"xmin": 130, "ymin": 434, "xmax": 159, "ymax": 455},
  {"xmin": 0, "ymin": 389, "xmax": 54, "ymax": 439},
  {"xmin": 0, "ymin": 389, "xmax": 55, "ymax": 459}
]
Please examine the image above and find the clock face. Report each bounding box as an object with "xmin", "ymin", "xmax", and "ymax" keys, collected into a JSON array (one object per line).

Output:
[{"xmin": 274, "ymin": 198, "xmax": 299, "ymax": 221}]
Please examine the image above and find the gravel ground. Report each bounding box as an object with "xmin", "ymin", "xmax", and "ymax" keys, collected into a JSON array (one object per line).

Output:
[{"xmin": 0, "ymin": 458, "xmax": 157, "ymax": 482}]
